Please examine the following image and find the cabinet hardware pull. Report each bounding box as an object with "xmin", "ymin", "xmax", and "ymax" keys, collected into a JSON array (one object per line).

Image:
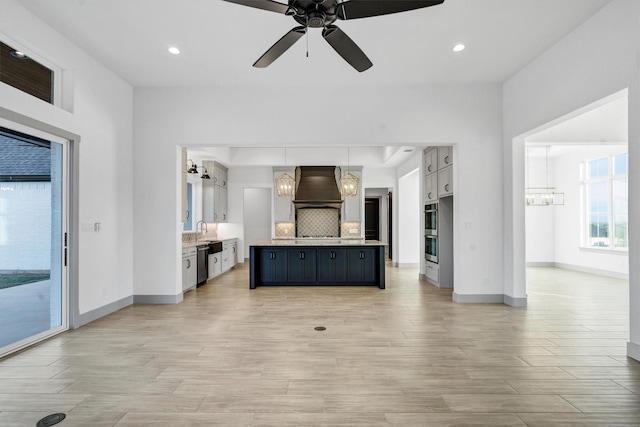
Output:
[
  {"xmin": 445, "ymin": 155, "xmax": 449, "ymax": 164},
  {"xmin": 187, "ymin": 259, "xmax": 191, "ymax": 268},
  {"xmin": 445, "ymin": 184, "xmax": 449, "ymax": 191},
  {"xmin": 427, "ymin": 165, "xmax": 432, "ymax": 172},
  {"xmin": 428, "ymin": 192, "xmax": 432, "ymax": 199}
]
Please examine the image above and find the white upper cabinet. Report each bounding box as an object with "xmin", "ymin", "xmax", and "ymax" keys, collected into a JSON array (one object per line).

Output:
[
  {"xmin": 424, "ymin": 148, "xmax": 438, "ymax": 175},
  {"xmin": 215, "ymin": 167, "xmax": 228, "ymax": 188},
  {"xmin": 438, "ymin": 146, "xmax": 453, "ymax": 168},
  {"xmin": 203, "ymin": 161, "xmax": 228, "ymax": 223},
  {"xmin": 425, "ymin": 172, "xmax": 438, "ymax": 202},
  {"xmin": 424, "ymin": 146, "xmax": 453, "ymax": 201},
  {"xmin": 438, "ymin": 165, "xmax": 453, "ymax": 197}
]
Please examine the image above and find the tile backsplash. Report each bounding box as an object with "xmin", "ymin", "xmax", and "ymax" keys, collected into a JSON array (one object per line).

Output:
[
  {"xmin": 341, "ymin": 222, "xmax": 362, "ymax": 237},
  {"xmin": 275, "ymin": 222, "xmax": 295, "ymax": 238},
  {"xmin": 182, "ymin": 223, "xmax": 218, "ymax": 243},
  {"xmin": 297, "ymin": 208, "xmax": 340, "ymax": 238}
]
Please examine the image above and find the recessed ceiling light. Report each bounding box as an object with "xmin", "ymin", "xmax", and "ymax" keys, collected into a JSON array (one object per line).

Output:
[
  {"xmin": 168, "ymin": 46, "xmax": 181, "ymax": 55},
  {"xmin": 453, "ymin": 44, "xmax": 466, "ymax": 52},
  {"xmin": 10, "ymin": 50, "xmax": 28, "ymax": 59}
]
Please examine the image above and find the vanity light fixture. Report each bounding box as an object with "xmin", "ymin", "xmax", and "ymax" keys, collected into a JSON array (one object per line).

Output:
[
  {"xmin": 340, "ymin": 147, "xmax": 359, "ymax": 197},
  {"xmin": 275, "ymin": 148, "xmax": 295, "ymax": 197},
  {"xmin": 186, "ymin": 159, "xmax": 211, "ymax": 179}
]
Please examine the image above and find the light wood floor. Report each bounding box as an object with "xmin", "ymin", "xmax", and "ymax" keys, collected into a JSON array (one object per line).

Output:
[{"xmin": 0, "ymin": 265, "xmax": 639, "ymax": 426}]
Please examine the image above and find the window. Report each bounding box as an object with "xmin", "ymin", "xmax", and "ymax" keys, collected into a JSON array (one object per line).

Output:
[
  {"xmin": 581, "ymin": 153, "xmax": 628, "ymax": 250},
  {"xmin": 0, "ymin": 41, "xmax": 54, "ymax": 104}
]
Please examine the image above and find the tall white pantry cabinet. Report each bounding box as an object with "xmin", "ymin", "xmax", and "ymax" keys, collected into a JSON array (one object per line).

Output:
[{"xmin": 423, "ymin": 147, "xmax": 454, "ymax": 288}]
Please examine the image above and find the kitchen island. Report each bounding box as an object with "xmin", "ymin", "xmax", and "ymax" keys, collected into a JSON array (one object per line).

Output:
[{"xmin": 249, "ymin": 240, "xmax": 386, "ymax": 289}]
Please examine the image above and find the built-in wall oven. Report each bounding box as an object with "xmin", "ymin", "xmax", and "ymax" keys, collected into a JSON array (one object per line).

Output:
[
  {"xmin": 424, "ymin": 203, "xmax": 438, "ymax": 263},
  {"xmin": 424, "ymin": 203, "xmax": 438, "ymax": 236}
]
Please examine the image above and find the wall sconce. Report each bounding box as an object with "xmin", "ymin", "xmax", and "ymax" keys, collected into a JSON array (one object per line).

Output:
[{"xmin": 187, "ymin": 159, "xmax": 211, "ymax": 179}]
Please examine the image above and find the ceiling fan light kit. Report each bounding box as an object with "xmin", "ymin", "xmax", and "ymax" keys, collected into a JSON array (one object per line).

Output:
[{"xmin": 222, "ymin": 0, "xmax": 445, "ymax": 72}]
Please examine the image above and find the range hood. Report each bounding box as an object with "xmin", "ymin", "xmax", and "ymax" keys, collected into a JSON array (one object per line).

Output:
[{"xmin": 293, "ymin": 166, "xmax": 343, "ymax": 209}]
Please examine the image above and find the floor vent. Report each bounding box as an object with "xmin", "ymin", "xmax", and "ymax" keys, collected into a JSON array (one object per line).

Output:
[{"xmin": 37, "ymin": 413, "xmax": 66, "ymax": 427}]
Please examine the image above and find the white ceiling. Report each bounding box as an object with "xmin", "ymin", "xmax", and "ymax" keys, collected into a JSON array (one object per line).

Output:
[
  {"xmin": 18, "ymin": 0, "xmax": 610, "ymax": 87},
  {"xmin": 15, "ymin": 0, "xmax": 618, "ymax": 167}
]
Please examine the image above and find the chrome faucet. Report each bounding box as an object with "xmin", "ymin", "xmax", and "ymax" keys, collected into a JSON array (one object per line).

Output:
[{"xmin": 195, "ymin": 220, "xmax": 208, "ymax": 242}]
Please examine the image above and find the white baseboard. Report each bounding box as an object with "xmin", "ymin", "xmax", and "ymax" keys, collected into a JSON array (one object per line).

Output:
[{"xmin": 528, "ymin": 262, "xmax": 628, "ymax": 280}]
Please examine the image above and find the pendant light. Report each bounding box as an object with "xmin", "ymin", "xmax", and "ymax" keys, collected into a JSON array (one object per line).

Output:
[
  {"xmin": 275, "ymin": 148, "xmax": 295, "ymax": 197},
  {"xmin": 525, "ymin": 146, "xmax": 564, "ymax": 206},
  {"xmin": 340, "ymin": 147, "xmax": 359, "ymax": 197}
]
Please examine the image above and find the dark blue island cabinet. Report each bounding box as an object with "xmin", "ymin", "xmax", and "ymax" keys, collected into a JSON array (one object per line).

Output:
[
  {"xmin": 250, "ymin": 243, "xmax": 385, "ymax": 289},
  {"xmin": 259, "ymin": 249, "xmax": 288, "ymax": 283},
  {"xmin": 287, "ymin": 249, "xmax": 317, "ymax": 283},
  {"xmin": 317, "ymin": 248, "xmax": 348, "ymax": 283}
]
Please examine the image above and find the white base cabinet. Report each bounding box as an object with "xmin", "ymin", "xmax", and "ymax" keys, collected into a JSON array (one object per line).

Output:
[
  {"xmin": 208, "ymin": 253, "xmax": 222, "ymax": 279},
  {"xmin": 182, "ymin": 247, "xmax": 197, "ymax": 291},
  {"xmin": 208, "ymin": 238, "xmax": 238, "ymax": 280}
]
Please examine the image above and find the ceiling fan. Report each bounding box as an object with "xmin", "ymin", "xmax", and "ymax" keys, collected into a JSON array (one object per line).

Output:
[{"xmin": 222, "ymin": 0, "xmax": 445, "ymax": 72}]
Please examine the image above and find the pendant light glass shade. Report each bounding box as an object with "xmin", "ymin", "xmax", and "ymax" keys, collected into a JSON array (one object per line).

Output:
[
  {"xmin": 275, "ymin": 148, "xmax": 295, "ymax": 197},
  {"xmin": 275, "ymin": 172, "xmax": 295, "ymax": 197},
  {"xmin": 340, "ymin": 147, "xmax": 359, "ymax": 197},
  {"xmin": 340, "ymin": 172, "xmax": 359, "ymax": 197}
]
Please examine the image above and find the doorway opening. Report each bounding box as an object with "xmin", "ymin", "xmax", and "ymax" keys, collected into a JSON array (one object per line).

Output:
[
  {"xmin": 364, "ymin": 188, "xmax": 392, "ymax": 259},
  {"xmin": 519, "ymin": 91, "xmax": 629, "ymax": 306},
  {"xmin": 365, "ymin": 197, "xmax": 380, "ymax": 241}
]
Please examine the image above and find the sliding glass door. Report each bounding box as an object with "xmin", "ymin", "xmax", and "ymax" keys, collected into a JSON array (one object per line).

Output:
[{"xmin": 0, "ymin": 125, "xmax": 68, "ymax": 357}]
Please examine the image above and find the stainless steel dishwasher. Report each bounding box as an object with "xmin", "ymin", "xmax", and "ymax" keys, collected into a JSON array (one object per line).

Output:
[{"xmin": 196, "ymin": 244, "xmax": 209, "ymax": 286}]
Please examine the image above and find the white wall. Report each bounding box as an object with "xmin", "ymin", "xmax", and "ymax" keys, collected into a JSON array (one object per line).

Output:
[
  {"xmin": 525, "ymin": 155, "xmax": 556, "ymax": 263},
  {"xmin": 503, "ymin": 0, "xmax": 639, "ymax": 357},
  {"xmin": 1, "ymin": 1, "xmax": 134, "ymax": 318},
  {"xmin": 133, "ymin": 84, "xmax": 503, "ymax": 301},
  {"xmin": 397, "ymin": 169, "xmax": 420, "ymax": 266}
]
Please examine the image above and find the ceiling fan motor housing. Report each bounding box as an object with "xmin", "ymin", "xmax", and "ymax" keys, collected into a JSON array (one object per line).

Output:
[
  {"xmin": 293, "ymin": 0, "xmax": 338, "ymax": 28},
  {"xmin": 307, "ymin": 11, "xmax": 326, "ymax": 27}
]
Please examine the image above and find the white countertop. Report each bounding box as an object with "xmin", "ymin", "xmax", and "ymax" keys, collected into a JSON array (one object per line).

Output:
[
  {"xmin": 182, "ymin": 237, "xmax": 237, "ymax": 248},
  {"xmin": 250, "ymin": 239, "xmax": 386, "ymax": 246}
]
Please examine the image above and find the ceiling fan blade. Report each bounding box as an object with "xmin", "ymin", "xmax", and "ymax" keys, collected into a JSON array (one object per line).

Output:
[
  {"xmin": 253, "ymin": 26, "xmax": 306, "ymax": 68},
  {"xmin": 337, "ymin": 0, "xmax": 444, "ymax": 20},
  {"xmin": 322, "ymin": 26, "xmax": 372, "ymax": 72},
  {"xmin": 221, "ymin": 0, "xmax": 290, "ymax": 15}
]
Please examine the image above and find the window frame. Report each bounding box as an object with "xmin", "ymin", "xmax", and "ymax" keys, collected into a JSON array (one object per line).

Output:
[
  {"xmin": 0, "ymin": 32, "xmax": 62, "ymax": 107},
  {"xmin": 580, "ymin": 153, "xmax": 628, "ymax": 252}
]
